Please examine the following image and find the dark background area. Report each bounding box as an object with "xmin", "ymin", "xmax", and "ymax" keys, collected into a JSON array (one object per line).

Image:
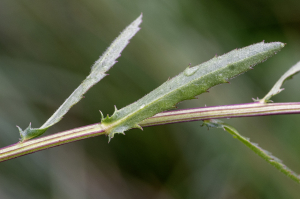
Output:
[{"xmin": 0, "ymin": 0, "xmax": 300, "ymax": 198}]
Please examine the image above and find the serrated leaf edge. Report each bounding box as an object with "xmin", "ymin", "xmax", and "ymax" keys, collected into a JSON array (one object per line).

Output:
[
  {"xmin": 203, "ymin": 119, "xmax": 300, "ymax": 183},
  {"xmin": 259, "ymin": 61, "xmax": 300, "ymax": 103},
  {"xmin": 17, "ymin": 14, "xmax": 143, "ymax": 142},
  {"xmin": 101, "ymin": 42, "xmax": 285, "ymax": 140}
]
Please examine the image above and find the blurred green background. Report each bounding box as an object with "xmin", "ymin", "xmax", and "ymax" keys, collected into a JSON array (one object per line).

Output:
[{"xmin": 0, "ymin": 0, "xmax": 300, "ymax": 198}]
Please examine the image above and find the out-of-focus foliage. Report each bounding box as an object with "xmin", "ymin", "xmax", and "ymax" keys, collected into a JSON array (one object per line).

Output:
[{"xmin": 0, "ymin": 0, "xmax": 300, "ymax": 198}]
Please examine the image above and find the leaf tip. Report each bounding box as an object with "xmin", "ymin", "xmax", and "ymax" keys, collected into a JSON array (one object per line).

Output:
[
  {"xmin": 108, "ymin": 135, "xmax": 112, "ymax": 143},
  {"xmin": 134, "ymin": 124, "xmax": 143, "ymax": 131},
  {"xmin": 252, "ymin": 97, "xmax": 260, "ymax": 102},
  {"xmin": 114, "ymin": 105, "xmax": 118, "ymax": 113},
  {"xmin": 17, "ymin": 123, "xmax": 32, "ymax": 142},
  {"xmin": 107, "ymin": 130, "xmax": 126, "ymax": 143},
  {"xmin": 100, "ymin": 110, "xmax": 105, "ymax": 121}
]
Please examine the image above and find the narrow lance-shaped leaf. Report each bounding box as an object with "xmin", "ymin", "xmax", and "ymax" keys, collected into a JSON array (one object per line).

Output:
[
  {"xmin": 258, "ymin": 61, "xmax": 300, "ymax": 103},
  {"xmin": 101, "ymin": 42, "xmax": 285, "ymax": 141},
  {"xmin": 202, "ymin": 119, "xmax": 300, "ymax": 183},
  {"xmin": 17, "ymin": 14, "xmax": 143, "ymax": 142}
]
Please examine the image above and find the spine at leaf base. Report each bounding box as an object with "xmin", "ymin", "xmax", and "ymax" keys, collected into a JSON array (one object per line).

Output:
[{"xmin": 101, "ymin": 42, "xmax": 285, "ymax": 141}]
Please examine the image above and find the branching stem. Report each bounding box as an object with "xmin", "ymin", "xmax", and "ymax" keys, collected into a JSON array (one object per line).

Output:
[{"xmin": 1, "ymin": 102, "xmax": 300, "ymax": 162}]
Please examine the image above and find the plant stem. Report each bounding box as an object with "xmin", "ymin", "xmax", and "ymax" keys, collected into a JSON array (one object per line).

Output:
[
  {"xmin": 139, "ymin": 102, "xmax": 300, "ymax": 126},
  {"xmin": 1, "ymin": 102, "xmax": 300, "ymax": 162},
  {"xmin": 0, "ymin": 124, "xmax": 105, "ymax": 162}
]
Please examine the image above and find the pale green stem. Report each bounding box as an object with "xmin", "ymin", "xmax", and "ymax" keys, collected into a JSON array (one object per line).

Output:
[
  {"xmin": 1, "ymin": 102, "xmax": 300, "ymax": 162},
  {"xmin": 0, "ymin": 124, "xmax": 105, "ymax": 162},
  {"xmin": 139, "ymin": 102, "xmax": 300, "ymax": 126}
]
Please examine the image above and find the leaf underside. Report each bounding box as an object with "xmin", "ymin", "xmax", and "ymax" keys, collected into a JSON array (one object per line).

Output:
[
  {"xmin": 101, "ymin": 42, "xmax": 285, "ymax": 141},
  {"xmin": 202, "ymin": 119, "xmax": 300, "ymax": 184},
  {"xmin": 18, "ymin": 14, "xmax": 143, "ymax": 142},
  {"xmin": 258, "ymin": 61, "xmax": 300, "ymax": 103}
]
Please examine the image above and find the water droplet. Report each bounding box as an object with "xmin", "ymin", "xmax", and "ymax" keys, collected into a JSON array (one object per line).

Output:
[
  {"xmin": 184, "ymin": 66, "xmax": 198, "ymax": 76},
  {"xmin": 140, "ymin": 104, "xmax": 145, "ymax": 109}
]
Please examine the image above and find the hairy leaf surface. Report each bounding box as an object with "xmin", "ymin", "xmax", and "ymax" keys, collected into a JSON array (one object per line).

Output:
[
  {"xmin": 101, "ymin": 42, "xmax": 285, "ymax": 140},
  {"xmin": 18, "ymin": 14, "xmax": 143, "ymax": 142}
]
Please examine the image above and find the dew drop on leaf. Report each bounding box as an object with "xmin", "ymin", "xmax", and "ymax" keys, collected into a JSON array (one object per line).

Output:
[{"xmin": 184, "ymin": 66, "xmax": 199, "ymax": 76}]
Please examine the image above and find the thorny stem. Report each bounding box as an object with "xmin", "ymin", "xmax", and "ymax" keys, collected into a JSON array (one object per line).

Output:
[{"xmin": 1, "ymin": 102, "xmax": 300, "ymax": 162}]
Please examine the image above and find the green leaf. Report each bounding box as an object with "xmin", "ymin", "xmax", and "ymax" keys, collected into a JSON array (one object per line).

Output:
[
  {"xmin": 101, "ymin": 42, "xmax": 285, "ymax": 141},
  {"xmin": 258, "ymin": 61, "xmax": 300, "ymax": 103},
  {"xmin": 202, "ymin": 119, "xmax": 300, "ymax": 183},
  {"xmin": 17, "ymin": 14, "xmax": 143, "ymax": 142}
]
